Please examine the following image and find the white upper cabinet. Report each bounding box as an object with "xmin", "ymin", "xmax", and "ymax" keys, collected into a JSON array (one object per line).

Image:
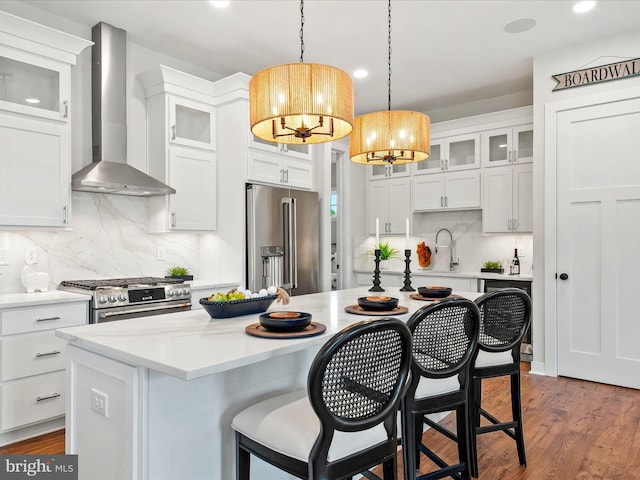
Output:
[
  {"xmin": 168, "ymin": 96, "xmax": 216, "ymax": 151},
  {"xmin": 412, "ymin": 132, "xmax": 480, "ymax": 175},
  {"xmin": 367, "ymin": 163, "xmax": 410, "ymax": 180},
  {"xmin": 249, "ymin": 133, "xmax": 311, "ymax": 160},
  {"xmin": 367, "ymin": 177, "xmax": 411, "ymax": 235},
  {"xmin": 247, "ymin": 149, "xmax": 313, "ymax": 190},
  {"xmin": 482, "ymin": 163, "xmax": 533, "ymax": 233},
  {"xmin": 0, "ymin": 11, "xmax": 92, "ymax": 228},
  {"xmin": 482, "ymin": 124, "xmax": 533, "ymax": 167},
  {"xmin": 139, "ymin": 65, "xmax": 218, "ymax": 232},
  {"xmin": 412, "ymin": 170, "xmax": 481, "ymax": 212}
]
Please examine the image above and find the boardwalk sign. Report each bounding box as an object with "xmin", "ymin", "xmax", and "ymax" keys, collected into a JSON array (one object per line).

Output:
[{"xmin": 552, "ymin": 57, "xmax": 640, "ymax": 91}]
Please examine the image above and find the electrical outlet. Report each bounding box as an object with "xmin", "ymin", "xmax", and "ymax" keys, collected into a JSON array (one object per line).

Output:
[
  {"xmin": 0, "ymin": 248, "xmax": 7, "ymax": 266},
  {"xmin": 156, "ymin": 246, "xmax": 166, "ymax": 261},
  {"xmin": 91, "ymin": 388, "xmax": 109, "ymax": 418},
  {"xmin": 25, "ymin": 247, "xmax": 37, "ymax": 264}
]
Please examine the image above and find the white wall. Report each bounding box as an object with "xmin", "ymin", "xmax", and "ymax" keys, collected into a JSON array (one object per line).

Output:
[
  {"xmin": 0, "ymin": 5, "xmax": 241, "ymax": 293},
  {"xmin": 532, "ymin": 28, "xmax": 640, "ymax": 374}
]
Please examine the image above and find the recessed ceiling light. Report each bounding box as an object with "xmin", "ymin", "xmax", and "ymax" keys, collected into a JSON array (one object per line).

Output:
[
  {"xmin": 573, "ymin": 1, "xmax": 596, "ymax": 13},
  {"xmin": 353, "ymin": 69, "xmax": 368, "ymax": 79},
  {"xmin": 209, "ymin": 1, "xmax": 230, "ymax": 8},
  {"xmin": 504, "ymin": 18, "xmax": 536, "ymax": 34}
]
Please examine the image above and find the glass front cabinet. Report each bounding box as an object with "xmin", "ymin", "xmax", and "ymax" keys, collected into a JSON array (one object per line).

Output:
[
  {"xmin": 481, "ymin": 124, "xmax": 533, "ymax": 167},
  {"xmin": 412, "ymin": 132, "xmax": 480, "ymax": 175}
]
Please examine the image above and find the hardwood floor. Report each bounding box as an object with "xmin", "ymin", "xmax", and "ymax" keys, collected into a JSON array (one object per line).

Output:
[{"xmin": 2, "ymin": 364, "xmax": 639, "ymax": 479}]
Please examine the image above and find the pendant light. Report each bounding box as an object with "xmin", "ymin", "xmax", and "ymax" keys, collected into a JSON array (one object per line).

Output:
[
  {"xmin": 249, "ymin": 0, "xmax": 354, "ymax": 145},
  {"xmin": 350, "ymin": 0, "xmax": 430, "ymax": 164}
]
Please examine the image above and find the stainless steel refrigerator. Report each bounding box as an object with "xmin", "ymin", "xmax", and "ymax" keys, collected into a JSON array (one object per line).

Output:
[{"xmin": 246, "ymin": 184, "xmax": 320, "ymax": 296}]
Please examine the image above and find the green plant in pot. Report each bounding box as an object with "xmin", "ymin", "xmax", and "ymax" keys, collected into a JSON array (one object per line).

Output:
[
  {"xmin": 369, "ymin": 242, "xmax": 400, "ymax": 269},
  {"xmin": 481, "ymin": 260, "xmax": 503, "ymax": 273},
  {"xmin": 166, "ymin": 266, "xmax": 193, "ymax": 280}
]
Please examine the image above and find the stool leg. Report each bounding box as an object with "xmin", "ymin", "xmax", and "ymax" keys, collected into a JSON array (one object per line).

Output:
[
  {"xmin": 456, "ymin": 404, "xmax": 471, "ymax": 480},
  {"xmin": 401, "ymin": 405, "xmax": 418, "ymax": 480},
  {"xmin": 511, "ymin": 372, "xmax": 527, "ymax": 467},
  {"xmin": 468, "ymin": 377, "xmax": 481, "ymax": 478},
  {"xmin": 382, "ymin": 456, "xmax": 397, "ymax": 480},
  {"xmin": 236, "ymin": 433, "xmax": 250, "ymax": 480}
]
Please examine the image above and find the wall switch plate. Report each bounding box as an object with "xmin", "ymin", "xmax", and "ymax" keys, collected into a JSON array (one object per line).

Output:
[
  {"xmin": 91, "ymin": 388, "xmax": 109, "ymax": 418},
  {"xmin": 156, "ymin": 246, "xmax": 166, "ymax": 261},
  {"xmin": 25, "ymin": 247, "xmax": 37, "ymax": 264}
]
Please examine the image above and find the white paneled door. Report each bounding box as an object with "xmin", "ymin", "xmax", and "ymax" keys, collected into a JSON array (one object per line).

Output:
[{"xmin": 556, "ymin": 96, "xmax": 640, "ymax": 389}]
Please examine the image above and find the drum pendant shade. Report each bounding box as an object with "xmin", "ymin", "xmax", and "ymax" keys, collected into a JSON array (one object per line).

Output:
[
  {"xmin": 250, "ymin": 62, "xmax": 354, "ymax": 145},
  {"xmin": 349, "ymin": 110, "xmax": 430, "ymax": 164},
  {"xmin": 349, "ymin": 0, "xmax": 430, "ymax": 165}
]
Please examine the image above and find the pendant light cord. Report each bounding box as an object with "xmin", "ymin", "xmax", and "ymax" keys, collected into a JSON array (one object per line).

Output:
[
  {"xmin": 300, "ymin": 0, "xmax": 305, "ymax": 63},
  {"xmin": 387, "ymin": 0, "xmax": 392, "ymax": 111}
]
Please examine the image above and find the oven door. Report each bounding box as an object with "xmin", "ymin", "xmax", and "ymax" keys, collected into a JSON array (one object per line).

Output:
[{"xmin": 92, "ymin": 299, "xmax": 192, "ymax": 323}]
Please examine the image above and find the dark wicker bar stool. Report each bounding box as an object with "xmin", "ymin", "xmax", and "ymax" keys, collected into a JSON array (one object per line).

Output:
[
  {"xmin": 232, "ymin": 318, "xmax": 412, "ymax": 480},
  {"xmin": 469, "ymin": 288, "xmax": 532, "ymax": 477},
  {"xmin": 401, "ymin": 297, "xmax": 480, "ymax": 480}
]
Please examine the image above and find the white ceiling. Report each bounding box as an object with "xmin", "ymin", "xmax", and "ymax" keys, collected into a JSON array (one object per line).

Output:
[{"xmin": 19, "ymin": 0, "xmax": 640, "ymax": 118}]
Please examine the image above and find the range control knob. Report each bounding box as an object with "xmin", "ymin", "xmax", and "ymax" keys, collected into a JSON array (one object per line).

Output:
[
  {"xmin": 97, "ymin": 296, "xmax": 107, "ymax": 304},
  {"xmin": 176, "ymin": 288, "xmax": 184, "ymax": 296},
  {"xmin": 118, "ymin": 293, "xmax": 127, "ymax": 301},
  {"xmin": 108, "ymin": 294, "xmax": 117, "ymax": 303},
  {"xmin": 167, "ymin": 289, "xmax": 175, "ymax": 297}
]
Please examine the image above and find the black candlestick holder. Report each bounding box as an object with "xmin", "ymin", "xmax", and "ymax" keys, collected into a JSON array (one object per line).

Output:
[
  {"xmin": 369, "ymin": 249, "xmax": 385, "ymax": 292},
  {"xmin": 399, "ymin": 249, "xmax": 415, "ymax": 292}
]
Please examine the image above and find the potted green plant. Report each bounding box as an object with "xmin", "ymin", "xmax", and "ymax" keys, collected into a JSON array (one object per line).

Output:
[
  {"xmin": 370, "ymin": 242, "xmax": 400, "ymax": 269},
  {"xmin": 166, "ymin": 266, "xmax": 194, "ymax": 281},
  {"xmin": 481, "ymin": 260, "xmax": 503, "ymax": 274}
]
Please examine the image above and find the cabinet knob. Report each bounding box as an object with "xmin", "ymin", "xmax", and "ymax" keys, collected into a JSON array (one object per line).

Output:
[
  {"xmin": 171, "ymin": 125, "xmax": 176, "ymax": 140},
  {"xmin": 559, "ymin": 273, "xmax": 569, "ymax": 280}
]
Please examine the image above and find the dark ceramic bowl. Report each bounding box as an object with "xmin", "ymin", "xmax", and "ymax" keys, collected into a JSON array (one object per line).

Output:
[
  {"xmin": 258, "ymin": 311, "xmax": 312, "ymax": 332},
  {"xmin": 417, "ymin": 286, "xmax": 452, "ymax": 298},
  {"xmin": 200, "ymin": 295, "xmax": 277, "ymax": 319},
  {"xmin": 357, "ymin": 296, "xmax": 399, "ymax": 311}
]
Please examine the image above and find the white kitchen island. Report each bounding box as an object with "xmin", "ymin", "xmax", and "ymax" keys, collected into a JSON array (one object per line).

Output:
[{"xmin": 56, "ymin": 287, "xmax": 480, "ymax": 480}]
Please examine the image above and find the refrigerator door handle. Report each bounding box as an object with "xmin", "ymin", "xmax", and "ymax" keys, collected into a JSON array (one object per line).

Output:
[
  {"xmin": 292, "ymin": 198, "xmax": 298, "ymax": 289},
  {"xmin": 282, "ymin": 197, "xmax": 293, "ymax": 289}
]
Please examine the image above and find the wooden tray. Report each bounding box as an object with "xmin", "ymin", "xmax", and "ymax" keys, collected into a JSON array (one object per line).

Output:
[
  {"xmin": 410, "ymin": 293, "xmax": 461, "ymax": 302},
  {"xmin": 245, "ymin": 321, "xmax": 326, "ymax": 339},
  {"xmin": 344, "ymin": 305, "xmax": 409, "ymax": 316}
]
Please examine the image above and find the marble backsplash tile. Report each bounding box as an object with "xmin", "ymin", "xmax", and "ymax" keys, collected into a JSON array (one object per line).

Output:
[
  {"xmin": 354, "ymin": 210, "xmax": 533, "ymax": 275},
  {"xmin": 0, "ymin": 193, "xmax": 202, "ymax": 294}
]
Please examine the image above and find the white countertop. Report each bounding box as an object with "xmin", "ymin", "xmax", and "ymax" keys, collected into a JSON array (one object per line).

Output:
[
  {"xmin": 354, "ymin": 269, "xmax": 533, "ymax": 282},
  {"xmin": 0, "ymin": 290, "xmax": 91, "ymax": 308},
  {"xmin": 56, "ymin": 287, "xmax": 481, "ymax": 381}
]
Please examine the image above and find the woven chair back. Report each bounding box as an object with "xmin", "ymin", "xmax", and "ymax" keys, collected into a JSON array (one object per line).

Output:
[{"xmin": 475, "ymin": 288, "xmax": 532, "ymax": 352}]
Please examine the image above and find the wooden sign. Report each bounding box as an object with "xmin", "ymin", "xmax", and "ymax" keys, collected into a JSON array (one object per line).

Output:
[{"xmin": 552, "ymin": 57, "xmax": 640, "ymax": 91}]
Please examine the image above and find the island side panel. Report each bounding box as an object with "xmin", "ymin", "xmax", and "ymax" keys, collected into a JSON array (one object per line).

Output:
[
  {"xmin": 65, "ymin": 345, "xmax": 143, "ymax": 480},
  {"xmin": 146, "ymin": 345, "xmax": 319, "ymax": 479}
]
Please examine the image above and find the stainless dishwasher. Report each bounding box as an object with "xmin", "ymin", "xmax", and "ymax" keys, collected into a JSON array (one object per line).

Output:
[{"xmin": 479, "ymin": 278, "xmax": 533, "ymax": 362}]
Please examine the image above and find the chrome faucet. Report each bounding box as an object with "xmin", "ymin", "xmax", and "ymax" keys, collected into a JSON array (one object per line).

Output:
[{"xmin": 435, "ymin": 228, "xmax": 459, "ymax": 271}]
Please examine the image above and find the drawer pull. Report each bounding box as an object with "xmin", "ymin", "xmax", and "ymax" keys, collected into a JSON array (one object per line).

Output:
[
  {"xmin": 36, "ymin": 316, "xmax": 61, "ymax": 322},
  {"xmin": 36, "ymin": 392, "xmax": 60, "ymax": 402},
  {"xmin": 35, "ymin": 350, "xmax": 61, "ymax": 358}
]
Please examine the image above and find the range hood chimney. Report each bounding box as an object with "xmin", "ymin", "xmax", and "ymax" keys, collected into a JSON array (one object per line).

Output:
[{"xmin": 72, "ymin": 22, "xmax": 175, "ymax": 197}]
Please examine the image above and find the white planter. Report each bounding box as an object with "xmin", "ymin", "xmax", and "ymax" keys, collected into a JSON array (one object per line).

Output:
[{"xmin": 379, "ymin": 260, "xmax": 390, "ymax": 270}]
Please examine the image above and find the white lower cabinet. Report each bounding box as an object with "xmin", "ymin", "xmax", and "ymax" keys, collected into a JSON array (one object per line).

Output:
[
  {"xmin": 482, "ymin": 163, "xmax": 533, "ymax": 233},
  {"xmin": 412, "ymin": 170, "xmax": 481, "ymax": 211},
  {"xmin": 355, "ymin": 272, "xmax": 477, "ymax": 292},
  {"xmin": 0, "ymin": 300, "xmax": 87, "ymax": 445}
]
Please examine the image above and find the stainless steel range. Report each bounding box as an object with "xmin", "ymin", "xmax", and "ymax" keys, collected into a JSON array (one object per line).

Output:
[{"xmin": 59, "ymin": 277, "xmax": 191, "ymax": 323}]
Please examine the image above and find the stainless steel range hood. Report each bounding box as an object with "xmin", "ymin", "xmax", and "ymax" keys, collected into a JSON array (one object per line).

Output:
[{"xmin": 72, "ymin": 22, "xmax": 175, "ymax": 197}]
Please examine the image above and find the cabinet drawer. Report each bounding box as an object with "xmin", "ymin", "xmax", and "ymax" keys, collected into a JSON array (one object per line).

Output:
[
  {"xmin": 2, "ymin": 331, "xmax": 68, "ymax": 381},
  {"xmin": 0, "ymin": 302, "xmax": 87, "ymax": 335},
  {"xmin": 1, "ymin": 371, "xmax": 65, "ymax": 431}
]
